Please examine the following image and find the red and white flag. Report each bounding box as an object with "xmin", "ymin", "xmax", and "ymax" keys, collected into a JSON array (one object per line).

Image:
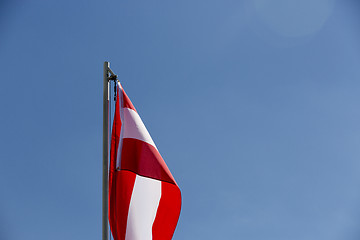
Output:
[{"xmin": 109, "ymin": 82, "xmax": 181, "ymax": 240}]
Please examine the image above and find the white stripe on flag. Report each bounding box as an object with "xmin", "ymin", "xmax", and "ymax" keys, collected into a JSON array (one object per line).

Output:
[
  {"xmin": 125, "ymin": 175, "xmax": 162, "ymax": 240},
  {"xmin": 123, "ymin": 108, "xmax": 157, "ymax": 149}
]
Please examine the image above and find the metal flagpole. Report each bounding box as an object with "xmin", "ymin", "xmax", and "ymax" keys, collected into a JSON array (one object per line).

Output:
[
  {"xmin": 103, "ymin": 61, "xmax": 118, "ymax": 240},
  {"xmin": 103, "ymin": 61, "xmax": 110, "ymax": 240}
]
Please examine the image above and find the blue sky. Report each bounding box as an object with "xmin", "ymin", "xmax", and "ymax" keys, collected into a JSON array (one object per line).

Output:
[{"xmin": 1, "ymin": 0, "xmax": 360, "ymax": 239}]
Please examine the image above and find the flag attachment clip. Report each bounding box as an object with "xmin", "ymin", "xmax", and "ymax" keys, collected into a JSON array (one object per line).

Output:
[
  {"xmin": 108, "ymin": 74, "xmax": 118, "ymax": 101},
  {"xmin": 108, "ymin": 74, "xmax": 118, "ymax": 81}
]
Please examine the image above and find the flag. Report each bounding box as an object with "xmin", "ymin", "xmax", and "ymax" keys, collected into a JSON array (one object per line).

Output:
[{"xmin": 109, "ymin": 82, "xmax": 181, "ymax": 240}]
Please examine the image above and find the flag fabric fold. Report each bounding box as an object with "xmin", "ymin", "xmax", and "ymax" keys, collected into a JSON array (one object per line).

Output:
[{"xmin": 109, "ymin": 82, "xmax": 181, "ymax": 240}]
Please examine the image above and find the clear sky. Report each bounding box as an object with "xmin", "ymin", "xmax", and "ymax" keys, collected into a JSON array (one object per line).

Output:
[{"xmin": 1, "ymin": 0, "xmax": 360, "ymax": 239}]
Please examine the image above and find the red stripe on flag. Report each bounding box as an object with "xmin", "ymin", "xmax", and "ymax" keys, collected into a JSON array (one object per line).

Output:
[
  {"xmin": 120, "ymin": 138, "xmax": 176, "ymax": 185},
  {"xmin": 122, "ymin": 88, "xmax": 136, "ymax": 112},
  {"xmin": 152, "ymin": 182, "xmax": 182, "ymax": 240},
  {"xmin": 109, "ymin": 170, "xmax": 136, "ymax": 240},
  {"xmin": 110, "ymin": 94, "xmax": 121, "ymax": 194}
]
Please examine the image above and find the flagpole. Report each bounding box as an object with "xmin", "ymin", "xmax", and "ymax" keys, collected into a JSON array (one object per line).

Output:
[{"xmin": 103, "ymin": 61, "xmax": 110, "ymax": 240}]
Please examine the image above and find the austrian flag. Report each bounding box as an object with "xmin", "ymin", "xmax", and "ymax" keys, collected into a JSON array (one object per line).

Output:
[{"xmin": 109, "ymin": 82, "xmax": 181, "ymax": 240}]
